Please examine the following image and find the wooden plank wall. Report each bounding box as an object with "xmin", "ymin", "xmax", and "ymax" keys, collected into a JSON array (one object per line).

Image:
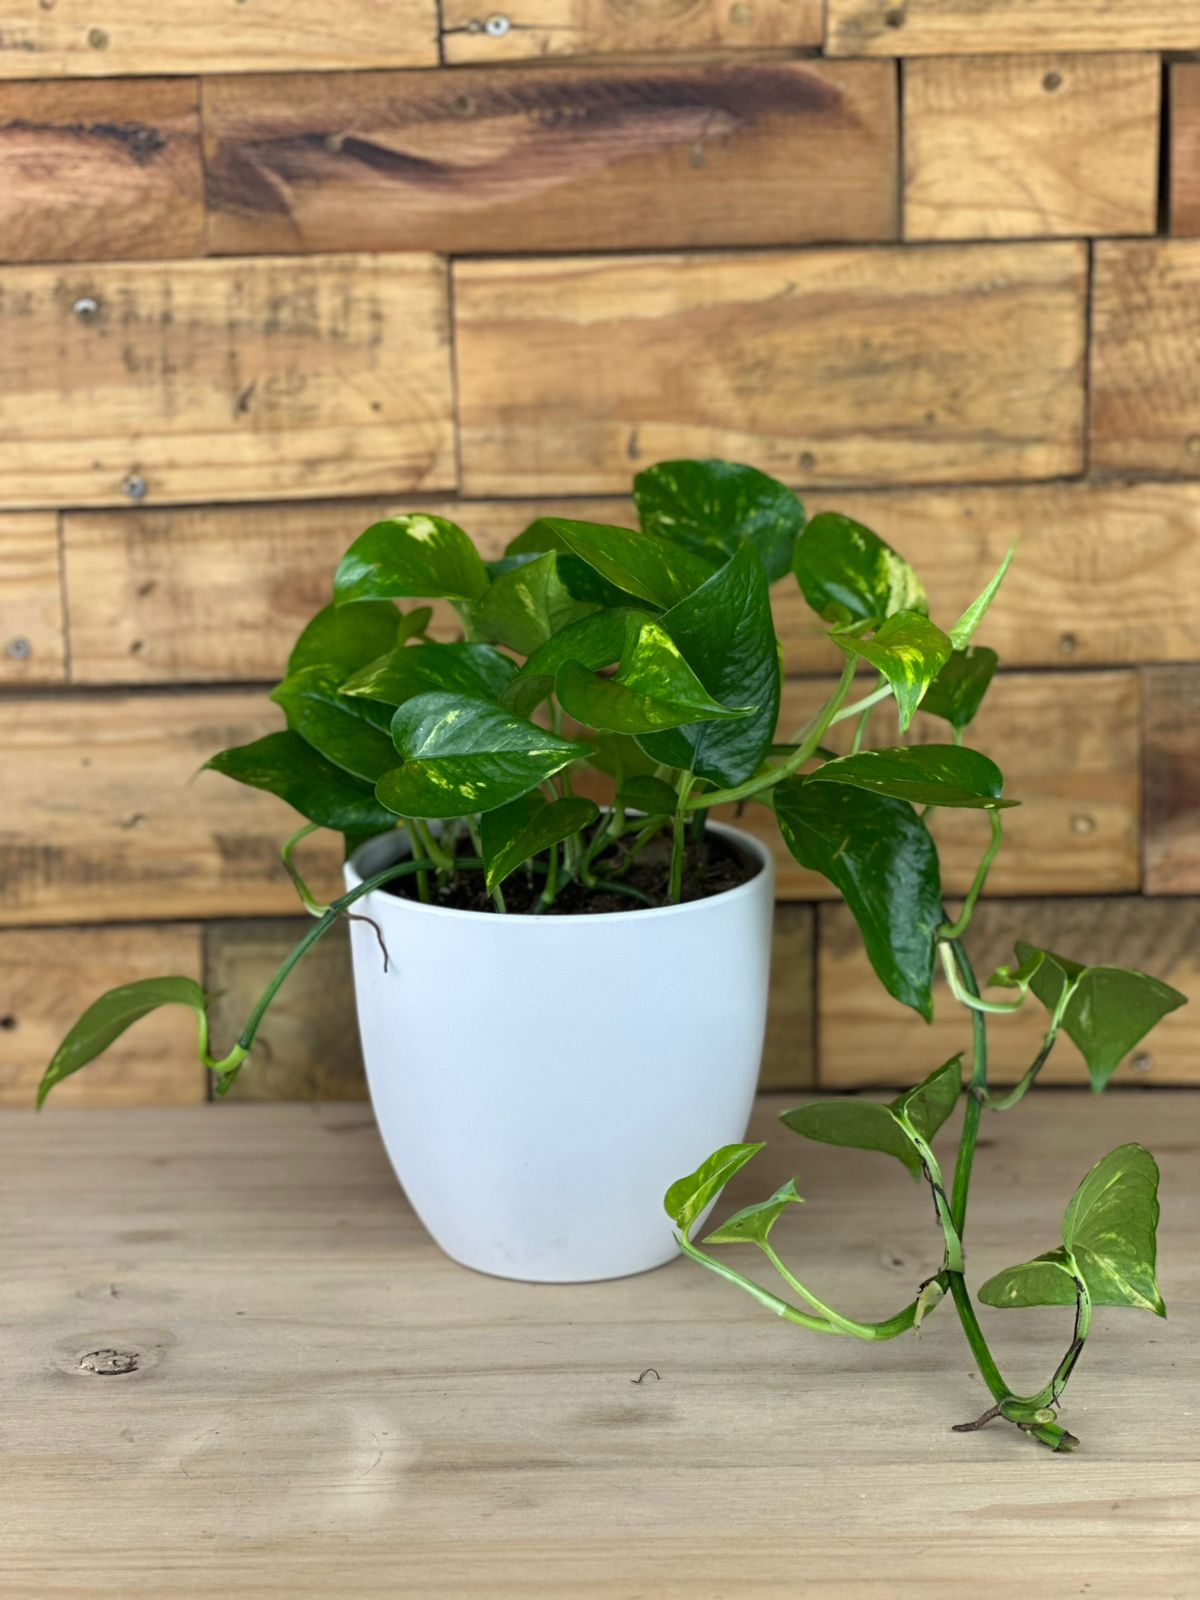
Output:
[{"xmin": 1, "ymin": 3, "xmax": 1197, "ymax": 1107}]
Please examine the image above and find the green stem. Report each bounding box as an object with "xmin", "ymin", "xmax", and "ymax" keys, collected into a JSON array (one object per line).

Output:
[
  {"xmin": 669, "ymin": 774, "xmax": 696, "ymax": 902},
  {"xmin": 762, "ymin": 1245, "xmax": 936, "ymax": 1341},
  {"xmin": 689, "ymin": 658, "xmax": 857, "ymax": 813},
  {"xmin": 948, "ymin": 1277, "xmax": 1010, "ymax": 1404},
  {"xmin": 677, "ymin": 1236, "xmax": 844, "ymax": 1336},
  {"xmin": 534, "ymin": 840, "xmax": 560, "ymax": 913},
  {"xmin": 938, "ymin": 940, "xmax": 1025, "ymax": 1014},
  {"xmin": 280, "ymin": 822, "xmax": 328, "ymax": 916},
  {"xmin": 939, "ymin": 811, "xmax": 1003, "ymax": 940}
]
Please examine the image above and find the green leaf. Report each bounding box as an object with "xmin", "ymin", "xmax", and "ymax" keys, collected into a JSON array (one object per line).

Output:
[
  {"xmin": 556, "ymin": 617, "xmax": 751, "ymax": 736},
  {"xmin": 480, "ymin": 793, "xmax": 599, "ymax": 893},
  {"xmin": 1015, "ymin": 940, "xmax": 1187, "ymax": 1091},
  {"xmin": 469, "ymin": 551, "xmax": 597, "ymax": 656},
  {"xmin": 38, "ymin": 977, "xmax": 208, "ymax": 1108},
  {"xmin": 206, "ymin": 730, "xmax": 397, "ymax": 835},
  {"xmin": 341, "ymin": 641, "xmax": 519, "ymax": 707},
  {"xmin": 980, "ymin": 1144, "xmax": 1166, "ymax": 1316},
  {"xmin": 920, "ymin": 646, "xmax": 998, "ymax": 732},
  {"xmin": 950, "ymin": 547, "xmax": 1014, "ymax": 649},
  {"xmin": 793, "ymin": 512, "xmax": 926, "ymax": 627},
  {"xmin": 807, "ymin": 745, "xmax": 1017, "ymax": 810},
  {"xmin": 638, "ymin": 545, "xmax": 782, "ymax": 787},
  {"xmin": 334, "ymin": 515, "xmax": 489, "ymax": 604},
  {"xmin": 633, "ymin": 459, "xmax": 804, "ymax": 583},
  {"xmin": 775, "ymin": 780, "xmax": 942, "ymax": 1019},
  {"xmin": 839, "ymin": 610, "xmax": 952, "ymax": 732},
  {"xmin": 664, "ymin": 1142, "xmax": 764, "ymax": 1235},
  {"xmin": 518, "ymin": 517, "xmax": 716, "ymax": 610},
  {"xmin": 380, "ymin": 692, "xmax": 591, "ymax": 818},
  {"xmin": 585, "ymin": 730, "xmax": 661, "ymax": 784},
  {"xmin": 782, "ymin": 1055, "xmax": 963, "ymax": 1178},
  {"xmin": 271, "ymin": 664, "xmax": 397, "ymax": 783},
  {"xmin": 287, "ymin": 600, "xmax": 401, "ymax": 678},
  {"xmin": 519, "ymin": 608, "xmax": 633, "ymax": 681},
  {"xmin": 703, "ymin": 1178, "xmax": 803, "ymax": 1246},
  {"xmin": 618, "ymin": 775, "xmax": 680, "ymax": 816}
]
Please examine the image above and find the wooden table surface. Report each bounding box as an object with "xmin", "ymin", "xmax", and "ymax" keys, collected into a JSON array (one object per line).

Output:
[{"xmin": 2, "ymin": 1092, "xmax": 1197, "ymax": 1598}]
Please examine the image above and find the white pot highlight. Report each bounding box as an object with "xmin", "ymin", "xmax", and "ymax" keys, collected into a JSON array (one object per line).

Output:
[{"xmin": 343, "ymin": 821, "xmax": 775, "ymax": 1283}]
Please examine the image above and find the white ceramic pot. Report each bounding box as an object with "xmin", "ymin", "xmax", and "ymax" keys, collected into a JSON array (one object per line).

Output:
[{"xmin": 343, "ymin": 820, "xmax": 775, "ymax": 1283}]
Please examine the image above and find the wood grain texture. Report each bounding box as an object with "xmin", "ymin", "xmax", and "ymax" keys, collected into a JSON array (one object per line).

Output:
[
  {"xmin": 819, "ymin": 896, "xmax": 1199, "ymax": 1089},
  {"xmin": 2, "ymin": 1095, "xmax": 1197, "ymax": 1596},
  {"xmin": 0, "ymin": 690, "xmax": 345, "ymax": 926},
  {"xmin": 0, "ymin": 0, "xmax": 438, "ymax": 78},
  {"xmin": 758, "ymin": 903, "xmax": 815, "ymax": 1091},
  {"xmin": 1170, "ymin": 63, "xmax": 1200, "ymax": 237},
  {"xmin": 1091, "ymin": 241, "xmax": 1200, "ymax": 478},
  {"xmin": 829, "ymin": 0, "xmax": 1200, "ymax": 56},
  {"xmin": 204, "ymin": 61, "xmax": 897, "ymax": 257},
  {"xmin": 440, "ymin": 0, "xmax": 822, "ymax": 64},
  {"xmin": 904, "ymin": 53, "xmax": 1159, "ymax": 241},
  {"xmin": 0, "ymin": 253, "xmax": 455, "ymax": 509},
  {"xmin": 61, "ymin": 479, "xmax": 1200, "ymax": 685},
  {"xmin": 1144, "ymin": 665, "xmax": 1200, "ymax": 895},
  {"xmin": 0, "ymin": 77, "xmax": 203, "ymax": 263},
  {"xmin": 716, "ymin": 670, "xmax": 1140, "ymax": 900},
  {"xmin": 454, "ymin": 243, "xmax": 1087, "ymax": 494},
  {"xmin": 0, "ymin": 511, "xmax": 65, "ymax": 686},
  {"xmin": 0, "ymin": 924, "xmax": 205, "ymax": 1108}
]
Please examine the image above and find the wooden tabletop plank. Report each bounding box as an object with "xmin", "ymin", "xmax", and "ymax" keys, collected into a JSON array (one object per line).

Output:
[
  {"xmin": 0, "ymin": 511, "xmax": 64, "ymax": 686},
  {"xmin": 1, "ymin": 1093, "xmax": 1195, "ymax": 1597}
]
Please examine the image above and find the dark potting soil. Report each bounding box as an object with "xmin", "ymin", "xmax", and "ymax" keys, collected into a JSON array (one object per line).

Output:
[{"xmin": 379, "ymin": 826, "xmax": 758, "ymax": 915}]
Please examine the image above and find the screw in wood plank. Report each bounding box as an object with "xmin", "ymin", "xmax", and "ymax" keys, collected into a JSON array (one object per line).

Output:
[
  {"xmin": 1042, "ymin": 72, "xmax": 1063, "ymax": 93},
  {"xmin": 1131, "ymin": 1052, "xmax": 1153, "ymax": 1074},
  {"xmin": 5, "ymin": 638, "xmax": 31, "ymax": 661},
  {"xmin": 1070, "ymin": 814, "xmax": 1096, "ymax": 836},
  {"xmin": 73, "ymin": 296, "xmax": 100, "ymax": 322},
  {"xmin": 484, "ymin": 13, "xmax": 511, "ymax": 36},
  {"xmin": 86, "ymin": 26, "xmax": 108, "ymax": 48},
  {"xmin": 121, "ymin": 473, "xmax": 148, "ymax": 502}
]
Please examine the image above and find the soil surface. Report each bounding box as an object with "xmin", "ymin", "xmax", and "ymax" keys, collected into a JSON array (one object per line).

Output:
[{"xmin": 380, "ymin": 825, "xmax": 758, "ymax": 915}]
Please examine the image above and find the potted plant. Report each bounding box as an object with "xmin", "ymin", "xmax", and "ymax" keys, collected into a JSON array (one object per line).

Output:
[{"xmin": 37, "ymin": 462, "xmax": 1184, "ymax": 1409}]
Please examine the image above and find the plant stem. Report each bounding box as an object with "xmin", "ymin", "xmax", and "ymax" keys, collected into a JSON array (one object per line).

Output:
[
  {"xmin": 534, "ymin": 840, "xmax": 560, "ymax": 913},
  {"xmin": 762, "ymin": 1245, "xmax": 937, "ymax": 1341},
  {"xmin": 939, "ymin": 811, "xmax": 1004, "ymax": 940},
  {"xmin": 938, "ymin": 940, "xmax": 1024, "ymax": 1014},
  {"xmin": 280, "ymin": 822, "xmax": 328, "ymax": 916},
  {"xmin": 669, "ymin": 773, "xmax": 696, "ymax": 902}
]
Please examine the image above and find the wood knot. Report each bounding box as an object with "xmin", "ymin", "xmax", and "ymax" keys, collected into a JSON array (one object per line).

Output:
[{"xmin": 79, "ymin": 1348, "xmax": 139, "ymax": 1376}]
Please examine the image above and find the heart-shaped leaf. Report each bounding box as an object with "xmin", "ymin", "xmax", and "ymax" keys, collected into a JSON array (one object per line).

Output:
[
  {"xmin": 38, "ymin": 977, "xmax": 209, "ymax": 1108},
  {"xmin": 839, "ymin": 610, "xmax": 952, "ymax": 732},
  {"xmin": 793, "ymin": 512, "xmax": 926, "ymax": 627},
  {"xmin": 556, "ymin": 617, "xmax": 751, "ymax": 736},
  {"xmin": 518, "ymin": 517, "xmax": 716, "ymax": 610},
  {"xmin": 950, "ymin": 547, "xmax": 1014, "ymax": 649},
  {"xmin": 633, "ymin": 459, "xmax": 804, "ymax": 583},
  {"xmin": 1013, "ymin": 940, "xmax": 1187, "ymax": 1091},
  {"xmin": 380, "ymin": 693, "xmax": 591, "ymax": 818},
  {"xmin": 980, "ymin": 1144, "xmax": 1165, "ymax": 1316},
  {"xmin": 480, "ymin": 793, "xmax": 599, "ymax": 893},
  {"xmin": 207, "ymin": 730, "xmax": 397, "ymax": 836},
  {"xmin": 618, "ymin": 775, "xmax": 680, "ymax": 816},
  {"xmin": 334, "ymin": 515, "xmax": 489, "ymax": 604},
  {"xmin": 664, "ymin": 1142, "xmax": 764, "ymax": 1236},
  {"xmin": 807, "ymin": 745, "xmax": 1017, "ymax": 810},
  {"xmin": 775, "ymin": 780, "xmax": 942, "ymax": 1019},
  {"xmin": 470, "ymin": 551, "xmax": 597, "ymax": 656},
  {"xmin": 341, "ymin": 641, "xmax": 519, "ymax": 708},
  {"xmin": 287, "ymin": 600, "xmax": 402, "ymax": 678},
  {"xmin": 639, "ymin": 544, "xmax": 782, "ymax": 787},
  {"xmin": 519, "ymin": 608, "xmax": 633, "ymax": 682},
  {"xmin": 920, "ymin": 646, "xmax": 998, "ymax": 731},
  {"xmin": 272, "ymin": 664, "xmax": 397, "ymax": 783},
  {"xmin": 782, "ymin": 1055, "xmax": 963, "ymax": 1178},
  {"xmin": 703, "ymin": 1178, "xmax": 803, "ymax": 1246}
]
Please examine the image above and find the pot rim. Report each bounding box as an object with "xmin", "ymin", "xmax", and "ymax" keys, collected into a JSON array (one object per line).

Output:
[{"xmin": 344, "ymin": 815, "xmax": 774, "ymax": 926}]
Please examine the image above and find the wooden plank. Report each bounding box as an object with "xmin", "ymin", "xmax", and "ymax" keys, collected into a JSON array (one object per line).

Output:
[
  {"xmin": 0, "ymin": 511, "xmax": 65, "ymax": 686},
  {"xmin": 204, "ymin": 61, "xmax": 897, "ymax": 258},
  {"xmin": 2, "ymin": 1095, "xmax": 1197, "ymax": 1597},
  {"xmin": 1091, "ymin": 241, "xmax": 1200, "ymax": 478},
  {"xmin": 62, "ymin": 478, "xmax": 1200, "ymax": 685},
  {"xmin": 715, "ymin": 670, "xmax": 1140, "ymax": 900},
  {"xmin": 819, "ymin": 896, "xmax": 1200, "ymax": 1089},
  {"xmin": 1170, "ymin": 63, "xmax": 1200, "ymax": 236},
  {"xmin": 204, "ymin": 902, "xmax": 815, "ymax": 1101},
  {"xmin": 829, "ymin": 0, "xmax": 1200, "ymax": 56},
  {"xmin": 904, "ymin": 54, "xmax": 1159, "ymax": 241},
  {"xmin": 0, "ymin": 0, "xmax": 438, "ymax": 78},
  {"xmin": 0, "ymin": 254, "xmax": 455, "ymax": 510},
  {"xmin": 454, "ymin": 243, "xmax": 1087, "ymax": 495},
  {"xmin": 0, "ymin": 924, "xmax": 205, "ymax": 1107},
  {"xmin": 1144, "ymin": 665, "xmax": 1200, "ymax": 895},
  {"xmin": 0, "ymin": 77, "xmax": 203, "ymax": 263},
  {"xmin": 0, "ymin": 690, "xmax": 345, "ymax": 927},
  {"xmin": 440, "ymin": 0, "xmax": 822, "ymax": 65}
]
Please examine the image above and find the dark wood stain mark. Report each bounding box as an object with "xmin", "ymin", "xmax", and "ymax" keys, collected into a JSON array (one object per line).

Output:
[{"xmin": 1, "ymin": 117, "xmax": 168, "ymax": 165}]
